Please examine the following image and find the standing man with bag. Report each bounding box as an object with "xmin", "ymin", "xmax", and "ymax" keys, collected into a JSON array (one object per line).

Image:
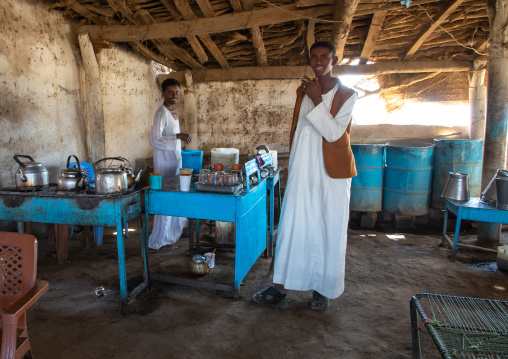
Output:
[
  {"xmin": 149, "ymin": 78, "xmax": 192, "ymax": 252},
  {"xmin": 253, "ymin": 41, "xmax": 358, "ymax": 310}
]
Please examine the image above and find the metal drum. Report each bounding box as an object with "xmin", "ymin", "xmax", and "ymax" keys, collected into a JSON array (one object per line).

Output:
[
  {"xmin": 431, "ymin": 139, "xmax": 483, "ymax": 209},
  {"xmin": 350, "ymin": 144, "xmax": 385, "ymax": 212},
  {"xmin": 383, "ymin": 142, "xmax": 434, "ymax": 216}
]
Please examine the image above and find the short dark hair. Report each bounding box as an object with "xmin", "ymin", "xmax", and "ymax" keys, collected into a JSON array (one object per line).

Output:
[
  {"xmin": 161, "ymin": 78, "xmax": 180, "ymax": 92},
  {"xmin": 310, "ymin": 41, "xmax": 336, "ymax": 56}
]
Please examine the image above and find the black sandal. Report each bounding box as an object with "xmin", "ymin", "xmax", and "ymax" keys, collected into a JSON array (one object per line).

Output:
[
  {"xmin": 252, "ymin": 286, "xmax": 287, "ymax": 304},
  {"xmin": 310, "ymin": 291, "xmax": 329, "ymax": 311}
]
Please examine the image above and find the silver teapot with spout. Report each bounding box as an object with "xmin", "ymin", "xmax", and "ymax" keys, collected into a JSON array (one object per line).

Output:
[
  {"xmin": 58, "ymin": 155, "xmax": 87, "ymax": 191},
  {"xmin": 95, "ymin": 157, "xmax": 142, "ymax": 195}
]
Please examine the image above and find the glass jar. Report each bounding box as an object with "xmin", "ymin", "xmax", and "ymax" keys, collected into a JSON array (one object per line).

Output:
[
  {"xmin": 226, "ymin": 173, "xmax": 235, "ymax": 186},
  {"xmin": 199, "ymin": 169, "xmax": 210, "ymax": 184},
  {"xmin": 216, "ymin": 171, "xmax": 226, "ymax": 186},
  {"xmin": 207, "ymin": 171, "xmax": 217, "ymax": 186}
]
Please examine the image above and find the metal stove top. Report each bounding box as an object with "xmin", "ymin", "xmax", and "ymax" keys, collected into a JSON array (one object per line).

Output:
[{"xmin": 0, "ymin": 185, "xmax": 145, "ymax": 198}]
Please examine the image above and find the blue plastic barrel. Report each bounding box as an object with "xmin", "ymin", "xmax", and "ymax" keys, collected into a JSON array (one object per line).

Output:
[
  {"xmin": 383, "ymin": 142, "xmax": 434, "ymax": 216},
  {"xmin": 350, "ymin": 144, "xmax": 385, "ymax": 212},
  {"xmin": 181, "ymin": 150, "xmax": 203, "ymax": 174},
  {"xmin": 431, "ymin": 139, "xmax": 483, "ymax": 209}
]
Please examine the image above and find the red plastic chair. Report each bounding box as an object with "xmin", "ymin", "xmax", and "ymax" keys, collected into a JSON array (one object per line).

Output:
[{"xmin": 0, "ymin": 232, "xmax": 49, "ymax": 359}]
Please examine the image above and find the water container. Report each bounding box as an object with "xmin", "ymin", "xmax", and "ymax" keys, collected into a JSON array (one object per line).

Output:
[
  {"xmin": 181, "ymin": 150, "xmax": 203, "ymax": 174},
  {"xmin": 383, "ymin": 142, "xmax": 434, "ymax": 216},
  {"xmin": 211, "ymin": 148, "xmax": 239, "ymax": 166},
  {"xmin": 350, "ymin": 144, "xmax": 385, "ymax": 212},
  {"xmin": 431, "ymin": 139, "xmax": 483, "ymax": 209}
]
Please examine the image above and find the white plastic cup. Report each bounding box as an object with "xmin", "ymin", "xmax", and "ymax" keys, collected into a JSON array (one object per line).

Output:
[
  {"xmin": 204, "ymin": 252, "xmax": 215, "ymax": 268},
  {"xmin": 179, "ymin": 174, "xmax": 192, "ymax": 191}
]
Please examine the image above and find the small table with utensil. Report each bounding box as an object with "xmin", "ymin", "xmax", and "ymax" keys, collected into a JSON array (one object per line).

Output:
[
  {"xmin": 144, "ymin": 159, "xmax": 268, "ymax": 296},
  {"xmin": 443, "ymin": 197, "xmax": 505, "ymax": 260}
]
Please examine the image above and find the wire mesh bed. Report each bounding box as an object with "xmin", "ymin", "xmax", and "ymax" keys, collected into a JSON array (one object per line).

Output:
[{"xmin": 410, "ymin": 293, "xmax": 508, "ymax": 359}]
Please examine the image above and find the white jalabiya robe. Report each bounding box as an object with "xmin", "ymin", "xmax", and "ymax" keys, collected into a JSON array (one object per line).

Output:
[
  {"xmin": 273, "ymin": 84, "xmax": 358, "ymax": 299},
  {"xmin": 148, "ymin": 104, "xmax": 187, "ymax": 250}
]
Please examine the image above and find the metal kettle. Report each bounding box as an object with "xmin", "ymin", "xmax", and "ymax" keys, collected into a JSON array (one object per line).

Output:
[
  {"xmin": 190, "ymin": 255, "xmax": 209, "ymax": 276},
  {"xmin": 13, "ymin": 154, "xmax": 49, "ymax": 188},
  {"xmin": 95, "ymin": 157, "xmax": 142, "ymax": 195},
  {"xmin": 58, "ymin": 155, "xmax": 87, "ymax": 191}
]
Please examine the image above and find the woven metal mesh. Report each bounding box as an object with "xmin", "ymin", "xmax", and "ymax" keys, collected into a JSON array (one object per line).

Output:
[
  {"xmin": 0, "ymin": 245, "xmax": 23, "ymax": 296},
  {"xmin": 418, "ymin": 294, "xmax": 508, "ymax": 358}
]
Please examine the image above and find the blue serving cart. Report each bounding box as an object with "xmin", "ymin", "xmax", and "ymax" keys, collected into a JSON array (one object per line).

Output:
[
  {"xmin": 144, "ymin": 157, "xmax": 269, "ymax": 296},
  {"xmin": 0, "ymin": 187, "xmax": 149, "ymax": 306}
]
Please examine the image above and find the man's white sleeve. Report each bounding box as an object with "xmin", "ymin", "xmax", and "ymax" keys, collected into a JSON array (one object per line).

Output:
[
  {"xmin": 149, "ymin": 110, "xmax": 177, "ymax": 151},
  {"xmin": 306, "ymin": 92, "xmax": 358, "ymax": 142}
]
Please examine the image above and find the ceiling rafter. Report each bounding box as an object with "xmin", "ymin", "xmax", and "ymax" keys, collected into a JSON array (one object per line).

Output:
[
  {"xmin": 359, "ymin": 11, "xmax": 387, "ymax": 64},
  {"xmin": 173, "ymin": 0, "xmax": 230, "ymax": 69},
  {"xmin": 330, "ymin": 0, "xmax": 360, "ymax": 62},
  {"xmin": 240, "ymin": 0, "xmax": 267, "ymax": 66},
  {"xmin": 402, "ymin": 0, "xmax": 466, "ymax": 61}
]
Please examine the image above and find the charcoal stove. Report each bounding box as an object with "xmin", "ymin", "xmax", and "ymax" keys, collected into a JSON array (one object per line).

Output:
[{"xmin": 0, "ymin": 185, "xmax": 149, "ymax": 307}]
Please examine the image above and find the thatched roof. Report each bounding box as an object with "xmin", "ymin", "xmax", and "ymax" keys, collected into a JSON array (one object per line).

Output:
[{"xmin": 52, "ymin": 0, "xmax": 489, "ymax": 100}]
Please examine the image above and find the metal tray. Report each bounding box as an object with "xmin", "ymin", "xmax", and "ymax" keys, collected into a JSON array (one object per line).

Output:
[{"xmin": 195, "ymin": 183, "xmax": 243, "ymax": 194}]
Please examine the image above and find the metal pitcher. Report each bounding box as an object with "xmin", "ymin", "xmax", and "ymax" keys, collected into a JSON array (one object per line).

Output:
[{"xmin": 441, "ymin": 172, "xmax": 469, "ymax": 202}]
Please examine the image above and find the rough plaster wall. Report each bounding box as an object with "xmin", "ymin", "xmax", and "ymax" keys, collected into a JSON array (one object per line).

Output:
[
  {"xmin": 0, "ymin": 0, "xmax": 86, "ymax": 188},
  {"xmin": 194, "ymin": 80, "xmax": 468, "ymax": 156},
  {"xmin": 99, "ymin": 45, "xmax": 162, "ymax": 171}
]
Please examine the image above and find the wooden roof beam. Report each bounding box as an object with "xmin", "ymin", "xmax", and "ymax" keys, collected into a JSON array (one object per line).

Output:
[
  {"xmin": 229, "ymin": 0, "xmax": 243, "ymax": 13},
  {"xmin": 330, "ymin": 0, "xmax": 360, "ymax": 62},
  {"xmin": 402, "ymin": 0, "xmax": 466, "ymax": 61},
  {"xmin": 240, "ymin": 0, "xmax": 267, "ymax": 66},
  {"xmin": 162, "ymin": 60, "xmax": 473, "ymax": 83},
  {"xmin": 297, "ymin": 0, "xmax": 441, "ymax": 15},
  {"xmin": 78, "ymin": 4, "xmax": 333, "ymax": 42},
  {"xmin": 306, "ymin": 19, "xmax": 315, "ymax": 54},
  {"xmin": 172, "ymin": 0, "xmax": 209, "ymax": 64},
  {"xmin": 359, "ymin": 11, "xmax": 387, "ymax": 64},
  {"xmin": 135, "ymin": 10, "xmax": 202, "ymax": 69},
  {"xmin": 173, "ymin": 0, "xmax": 230, "ymax": 68}
]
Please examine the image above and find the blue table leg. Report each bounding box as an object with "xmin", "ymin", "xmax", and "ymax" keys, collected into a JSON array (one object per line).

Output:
[
  {"xmin": 116, "ymin": 216, "xmax": 128, "ymax": 305},
  {"xmin": 443, "ymin": 202, "xmax": 449, "ymax": 246},
  {"xmin": 137, "ymin": 215, "xmax": 149, "ymax": 286},
  {"xmin": 268, "ymin": 185, "xmax": 275, "ymax": 257},
  {"xmin": 452, "ymin": 212, "xmax": 462, "ymax": 262}
]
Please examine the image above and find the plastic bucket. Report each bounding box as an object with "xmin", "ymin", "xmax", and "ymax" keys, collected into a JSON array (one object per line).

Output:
[
  {"xmin": 350, "ymin": 144, "xmax": 385, "ymax": 212},
  {"xmin": 383, "ymin": 142, "xmax": 434, "ymax": 216},
  {"xmin": 431, "ymin": 139, "xmax": 483, "ymax": 209},
  {"xmin": 181, "ymin": 150, "xmax": 203, "ymax": 174}
]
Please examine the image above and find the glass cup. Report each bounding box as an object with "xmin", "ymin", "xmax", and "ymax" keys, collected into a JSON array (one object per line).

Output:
[{"xmin": 199, "ymin": 169, "xmax": 210, "ymax": 184}]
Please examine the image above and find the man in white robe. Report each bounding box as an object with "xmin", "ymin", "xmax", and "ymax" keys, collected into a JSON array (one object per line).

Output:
[
  {"xmin": 149, "ymin": 78, "xmax": 192, "ymax": 252},
  {"xmin": 253, "ymin": 42, "xmax": 358, "ymax": 310}
]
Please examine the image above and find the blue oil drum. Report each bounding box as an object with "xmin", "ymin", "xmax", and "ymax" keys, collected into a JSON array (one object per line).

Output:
[
  {"xmin": 431, "ymin": 139, "xmax": 483, "ymax": 209},
  {"xmin": 181, "ymin": 150, "xmax": 203, "ymax": 174},
  {"xmin": 350, "ymin": 144, "xmax": 385, "ymax": 212},
  {"xmin": 383, "ymin": 142, "xmax": 434, "ymax": 216}
]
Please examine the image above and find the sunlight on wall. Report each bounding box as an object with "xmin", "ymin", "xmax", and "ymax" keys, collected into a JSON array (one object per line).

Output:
[{"xmin": 340, "ymin": 74, "xmax": 470, "ymax": 127}]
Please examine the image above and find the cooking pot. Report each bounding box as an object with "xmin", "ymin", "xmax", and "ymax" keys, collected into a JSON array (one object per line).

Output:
[
  {"xmin": 95, "ymin": 157, "xmax": 142, "ymax": 194},
  {"xmin": 441, "ymin": 172, "xmax": 469, "ymax": 202},
  {"xmin": 58, "ymin": 155, "xmax": 87, "ymax": 191},
  {"xmin": 13, "ymin": 154, "xmax": 49, "ymax": 189},
  {"xmin": 190, "ymin": 254, "xmax": 209, "ymax": 276}
]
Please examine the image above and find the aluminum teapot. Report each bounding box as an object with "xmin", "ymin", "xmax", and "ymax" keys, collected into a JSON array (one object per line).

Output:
[
  {"xmin": 190, "ymin": 254, "xmax": 209, "ymax": 276},
  {"xmin": 13, "ymin": 154, "xmax": 49, "ymax": 188},
  {"xmin": 95, "ymin": 157, "xmax": 142, "ymax": 195},
  {"xmin": 58, "ymin": 155, "xmax": 87, "ymax": 191}
]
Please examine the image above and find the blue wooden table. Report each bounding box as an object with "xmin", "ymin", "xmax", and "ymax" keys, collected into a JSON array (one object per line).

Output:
[
  {"xmin": 443, "ymin": 197, "xmax": 501, "ymax": 260},
  {"xmin": 0, "ymin": 188, "xmax": 149, "ymax": 306},
  {"xmin": 144, "ymin": 163, "xmax": 268, "ymax": 296}
]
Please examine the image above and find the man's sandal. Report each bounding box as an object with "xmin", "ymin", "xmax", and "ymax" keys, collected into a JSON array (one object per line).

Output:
[
  {"xmin": 252, "ymin": 286, "xmax": 287, "ymax": 304},
  {"xmin": 310, "ymin": 291, "xmax": 329, "ymax": 311}
]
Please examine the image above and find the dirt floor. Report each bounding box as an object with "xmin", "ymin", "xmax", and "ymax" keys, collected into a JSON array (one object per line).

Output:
[{"xmin": 25, "ymin": 217, "xmax": 508, "ymax": 359}]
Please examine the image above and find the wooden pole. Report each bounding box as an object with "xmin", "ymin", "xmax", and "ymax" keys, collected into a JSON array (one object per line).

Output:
[
  {"xmin": 183, "ymin": 71, "xmax": 198, "ymax": 150},
  {"xmin": 469, "ymin": 59, "xmax": 487, "ymax": 140},
  {"xmin": 78, "ymin": 33, "xmax": 106, "ymax": 162},
  {"xmin": 477, "ymin": 0, "xmax": 508, "ymax": 246}
]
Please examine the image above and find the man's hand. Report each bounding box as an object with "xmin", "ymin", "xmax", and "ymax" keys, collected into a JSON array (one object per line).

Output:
[
  {"xmin": 177, "ymin": 133, "xmax": 193, "ymax": 143},
  {"xmin": 301, "ymin": 76, "xmax": 322, "ymax": 101}
]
